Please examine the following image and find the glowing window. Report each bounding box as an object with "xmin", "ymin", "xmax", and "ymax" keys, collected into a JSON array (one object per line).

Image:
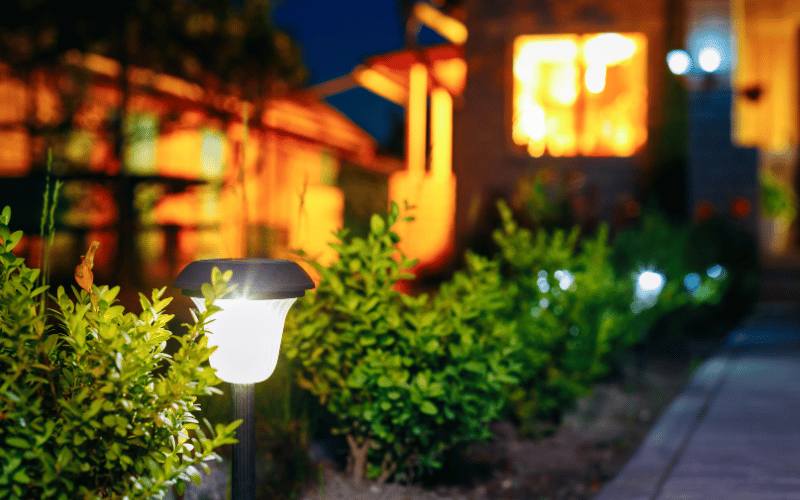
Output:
[
  {"xmin": 124, "ymin": 112, "xmax": 158, "ymax": 175},
  {"xmin": 512, "ymin": 33, "xmax": 647, "ymax": 157},
  {"xmin": 200, "ymin": 129, "xmax": 226, "ymax": 180}
]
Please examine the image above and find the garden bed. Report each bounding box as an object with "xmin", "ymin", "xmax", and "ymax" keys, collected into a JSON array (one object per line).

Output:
[{"xmin": 296, "ymin": 338, "xmax": 719, "ymax": 500}]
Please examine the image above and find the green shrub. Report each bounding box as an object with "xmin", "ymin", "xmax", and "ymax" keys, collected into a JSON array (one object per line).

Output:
[
  {"xmin": 285, "ymin": 203, "xmax": 514, "ymax": 485},
  {"xmin": 487, "ymin": 200, "xmax": 638, "ymax": 428},
  {"xmin": 453, "ymin": 201, "xmax": 719, "ymax": 433},
  {"xmin": 760, "ymin": 170, "xmax": 798, "ymax": 220},
  {"xmin": 611, "ymin": 210, "xmax": 751, "ymax": 339},
  {"xmin": 0, "ymin": 206, "xmax": 238, "ymax": 500}
]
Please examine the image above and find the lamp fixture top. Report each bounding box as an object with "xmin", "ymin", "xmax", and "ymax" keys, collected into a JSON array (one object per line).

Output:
[{"xmin": 174, "ymin": 258, "xmax": 314, "ymax": 300}]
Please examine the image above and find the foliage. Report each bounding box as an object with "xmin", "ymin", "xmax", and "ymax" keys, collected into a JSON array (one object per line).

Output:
[
  {"xmin": 453, "ymin": 202, "xmax": 722, "ymax": 432},
  {"xmin": 285, "ymin": 202, "xmax": 513, "ymax": 485},
  {"xmin": 760, "ymin": 170, "xmax": 798, "ymax": 220},
  {"xmin": 0, "ymin": 206, "xmax": 238, "ymax": 500},
  {"xmin": 286, "ymin": 196, "xmax": 734, "ymax": 484},
  {"xmin": 488, "ymin": 200, "xmax": 639, "ymax": 428},
  {"xmin": 611, "ymin": 211, "xmax": 755, "ymax": 339},
  {"xmin": 511, "ymin": 169, "xmax": 569, "ymax": 227}
]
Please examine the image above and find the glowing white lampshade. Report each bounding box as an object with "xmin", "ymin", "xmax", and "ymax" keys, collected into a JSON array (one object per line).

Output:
[
  {"xmin": 191, "ymin": 296, "xmax": 297, "ymax": 384},
  {"xmin": 174, "ymin": 258, "xmax": 314, "ymax": 385}
]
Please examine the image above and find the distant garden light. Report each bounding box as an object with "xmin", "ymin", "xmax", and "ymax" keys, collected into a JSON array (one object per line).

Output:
[
  {"xmin": 637, "ymin": 270, "xmax": 665, "ymax": 296},
  {"xmin": 174, "ymin": 258, "xmax": 314, "ymax": 500},
  {"xmin": 698, "ymin": 47, "xmax": 722, "ymax": 73},
  {"xmin": 667, "ymin": 49, "xmax": 691, "ymax": 75},
  {"xmin": 632, "ymin": 270, "xmax": 665, "ymax": 313}
]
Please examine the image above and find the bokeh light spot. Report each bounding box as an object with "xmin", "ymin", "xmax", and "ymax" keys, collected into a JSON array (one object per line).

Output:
[
  {"xmin": 698, "ymin": 47, "xmax": 721, "ymax": 73},
  {"xmin": 684, "ymin": 273, "xmax": 701, "ymax": 292},
  {"xmin": 667, "ymin": 49, "xmax": 691, "ymax": 75}
]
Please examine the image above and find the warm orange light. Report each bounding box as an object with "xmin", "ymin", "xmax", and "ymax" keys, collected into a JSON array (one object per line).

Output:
[
  {"xmin": 153, "ymin": 74, "xmax": 203, "ymax": 101},
  {"xmin": 430, "ymin": 87, "xmax": 452, "ymax": 180},
  {"xmin": 512, "ymin": 33, "xmax": 647, "ymax": 157},
  {"xmin": 389, "ymin": 172, "xmax": 456, "ymax": 270},
  {"xmin": 0, "ymin": 128, "xmax": 31, "ymax": 176},
  {"xmin": 83, "ymin": 54, "xmax": 121, "ymax": 78},
  {"xmin": 289, "ymin": 185, "xmax": 344, "ymax": 265},
  {"xmin": 584, "ymin": 64, "xmax": 606, "ymax": 93},
  {"xmin": 407, "ymin": 63, "xmax": 428, "ymax": 177},
  {"xmin": 353, "ymin": 66, "xmax": 408, "ymax": 105},
  {"xmin": 432, "ymin": 57, "xmax": 467, "ymax": 96},
  {"xmin": 412, "ymin": 2, "xmax": 468, "ymax": 45},
  {"xmin": 582, "ymin": 33, "xmax": 638, "ymax": 66}
]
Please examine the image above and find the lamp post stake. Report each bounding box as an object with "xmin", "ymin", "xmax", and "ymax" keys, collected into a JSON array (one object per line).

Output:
[{"xmin": 231, "ymin": 383, "xmax": 256, "ymax": 500}]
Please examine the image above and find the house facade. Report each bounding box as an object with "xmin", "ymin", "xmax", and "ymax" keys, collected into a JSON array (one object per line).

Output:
[
  {"xmin": 0, "ymin": 53, "xmax": 385, "ymax": 287},
  {"xmin": 448, "ymin": 0, "xmax": 772, "ymax": 265}
]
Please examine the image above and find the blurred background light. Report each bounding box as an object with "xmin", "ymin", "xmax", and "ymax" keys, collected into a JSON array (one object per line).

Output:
[
  {"xmin": 633, "ymin": 270, "xmax": 666, "ymax": 313},
  {"xmin": 554, "ymin": 269, "xmax": 575, "ymax": 290},
  {"xmin": 584, "ymin": 64, "xmax": 606, "ymax": 93},
  {"xmin": 707, "ymin": 264, "xmax": 726, "ymax": 280},
  {"xmin": 684, "ymin": 272, "xmax": 701, "ymax": 291},
  {"xmin": 582, "ymin": 33, "xmax": 637, "ymax": 65},
  {"xmin": 537, "ymin": 269, "xmax": 550, "ymax": 293},
  {"xmin": 637, "ymin": 270, "xmax": 665, "ymax": 294},
  {"xmin": 687, "ymin": 13, "xmax": 730, "ymax": 74},
  {"xmin": 698, "ymin": 47, "xmax": 722, "ymax": 72},
  {"xmin": 667, "ymin": 49, "xmax": 691, "ymax": 75}
]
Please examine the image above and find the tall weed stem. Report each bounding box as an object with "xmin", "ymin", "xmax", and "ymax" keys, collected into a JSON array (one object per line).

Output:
[{"xmin": 37, "ymin": 149, "xmax": 62, "ymax": 317}]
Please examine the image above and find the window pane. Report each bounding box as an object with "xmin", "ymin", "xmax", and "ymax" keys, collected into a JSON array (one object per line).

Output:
[{"xmin": 512, "ymin": 33, "xmax": 647, "ymax": 157}]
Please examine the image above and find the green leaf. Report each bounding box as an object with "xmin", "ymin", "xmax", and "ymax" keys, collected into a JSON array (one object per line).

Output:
[
  {"xmin": 464, "ymin": 361, "xmax": 486, "ymax": 374},
  {"xmin": 370, "ymin": 214, "xmax": 386, "ymax": 235},
  {"xmin": 185, "ymin": 465, "xmax": 202, "ymax": 485},
  {"xmin": 6, "ymin": 230, "xmax": 22, "ymax": 250},
  {"xmin": 12, "ymin": 469, "xmax": 30, "ymax": 484},
  {"xmin": 420, "ymin": 401, "xmax": 438, "ymax": 415},
  {"xmin": 5, "ymin": 437, "xmax": 29, "ymax": 449}
]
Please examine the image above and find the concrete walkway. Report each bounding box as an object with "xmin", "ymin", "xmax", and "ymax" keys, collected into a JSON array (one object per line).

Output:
[{"xmin": 596, "ymin": 303, "xmax": 800, "ymax": 500}]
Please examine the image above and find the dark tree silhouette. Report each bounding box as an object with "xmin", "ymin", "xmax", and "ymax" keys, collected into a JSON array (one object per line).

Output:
[{"xmin": 1, "ymin": 0, "xmax": 306, "ymax": 98}]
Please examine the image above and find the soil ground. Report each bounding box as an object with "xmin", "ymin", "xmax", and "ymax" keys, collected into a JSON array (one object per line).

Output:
[{"xmin": 296, "ymin": 337, "xmax": 722, "ymax": 500}]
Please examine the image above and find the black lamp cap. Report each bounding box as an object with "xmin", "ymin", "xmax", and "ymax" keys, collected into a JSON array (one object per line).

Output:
[{"xmin": 174, "ymin": 258, "xmax": 314, "ymax": 300}]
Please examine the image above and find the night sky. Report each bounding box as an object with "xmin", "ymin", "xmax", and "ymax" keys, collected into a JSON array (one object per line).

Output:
[{"xmin": 271, "ymin": 0, "xmax": 445, "ymax": 146}]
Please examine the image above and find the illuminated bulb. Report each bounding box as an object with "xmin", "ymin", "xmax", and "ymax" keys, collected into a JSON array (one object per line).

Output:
[
  {"xmin": 191, "ymin": 297, "xmax": 297, "ymax": 384},
  {"xmin": 698, "ymin": 48, "xmax": 721, "ymax": 73},
  {"xmin": 667, "ymin": 50, "xmax": 691, "ymax": 75}
]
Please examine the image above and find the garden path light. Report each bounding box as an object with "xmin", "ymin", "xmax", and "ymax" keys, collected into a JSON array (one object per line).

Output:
[{"xmin": 175, "ymin": 258, "xmax": 314, "ymax": 500}]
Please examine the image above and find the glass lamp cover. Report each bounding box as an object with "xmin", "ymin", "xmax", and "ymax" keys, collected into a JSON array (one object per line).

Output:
[{"xmin": 192, "ymin": 297, "xmax": 297, "ymax": 384}]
